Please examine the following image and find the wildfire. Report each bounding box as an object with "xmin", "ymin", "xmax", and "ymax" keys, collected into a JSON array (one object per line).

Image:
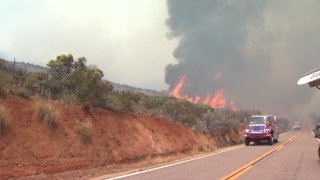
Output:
[
  {"xmin": 169, "ymin": 76, "xmax": 185, "ymax": 99},
  {"xmin": 170, "ymin": 75, "xmax": 237, "ymax": 111}
]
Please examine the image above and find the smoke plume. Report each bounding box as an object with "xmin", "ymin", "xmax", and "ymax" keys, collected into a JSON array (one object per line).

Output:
[{"xmin": 165, "ymin": 0, "xmax": 320, "ymax": 120}]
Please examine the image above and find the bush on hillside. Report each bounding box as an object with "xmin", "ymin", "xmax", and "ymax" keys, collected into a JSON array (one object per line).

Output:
[
  {"xmin": 198, "ymin": 108, "xmax": 250, "ymax": 133},
  {"xmin": 16, "ymin": 87, "xmax": 32, "ymax": 99},
  {"xmin": 138, "ymin": 95, "xmax": 166, "ymax": 110},
  {"xmin": 0, "ymin": 106, "xmax": 9, "ymax": 134},
  {"xmin": 47, "ymin": 55, "xmax": 113, "ymax": 104},
  {"xmin": 82, "ymin": 102, "xmax": 92, "ymax": 113},
  {"xmin": 0, "ymin": 71, "xmax": 11, "ymax": 99},
  {"xmin": 24, "ymin": 72, "xmax": 49, "ymax": 95},
  {"xmin": 0, "ymin": 86, "xmax": 9, "ymax": 99},
  {"xmin": 104, "ymin": 91, "xmax": 143, "ymax": 113}
]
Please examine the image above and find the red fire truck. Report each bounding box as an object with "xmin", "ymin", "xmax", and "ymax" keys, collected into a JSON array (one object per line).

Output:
[{"xmin": 244, "ymin": 115, "xmax": 279, "ymax": 146}]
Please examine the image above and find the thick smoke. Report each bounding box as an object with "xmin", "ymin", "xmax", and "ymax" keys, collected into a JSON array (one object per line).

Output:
[{"xmin": 165, "ymin": 0, "xmax": 320, "ymax": 120}]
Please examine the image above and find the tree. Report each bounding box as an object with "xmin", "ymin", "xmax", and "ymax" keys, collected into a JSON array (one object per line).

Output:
[
  {"xmin": 46, "ymin": 54, "xmax": 113, "ymax": 104},
  {"xmin": 24, "ymin": 72, "xmax": 49, "ymax": 94},
  {"xmin": 47, "ymin": 54, "xmax": 74, "ymax": 79}
]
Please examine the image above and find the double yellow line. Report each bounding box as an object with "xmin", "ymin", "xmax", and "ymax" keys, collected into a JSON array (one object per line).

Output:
[{"xmin": 220, "ymin": 135, "xmax": 297, "ymax": 180}]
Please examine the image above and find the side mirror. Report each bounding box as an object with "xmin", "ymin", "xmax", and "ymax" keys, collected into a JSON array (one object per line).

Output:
[
  {"xmin": 240, "ymin": 118, "xmax": 246, "ymax": 124},
  {"xmin": 272, "ymin": 116, "xmax": 278, "ymax": 124}
]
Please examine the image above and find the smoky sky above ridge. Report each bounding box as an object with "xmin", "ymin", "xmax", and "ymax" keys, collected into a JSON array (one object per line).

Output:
[
  {"xmin": 165, "ymin": 0, "xmax": 320, "ymax": 119},
  {"xmin": 0, "ymin": 0, "xmax": 176, "ymax": 90}
]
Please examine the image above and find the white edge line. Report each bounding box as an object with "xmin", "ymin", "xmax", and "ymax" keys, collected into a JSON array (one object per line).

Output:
[
  {"xmin": 105, "ymin": 145, "xmax": 244, "ymax": 180},
  {"xmin": 106, "ymin": 131, "xmax": 293, "ymax": 180}
]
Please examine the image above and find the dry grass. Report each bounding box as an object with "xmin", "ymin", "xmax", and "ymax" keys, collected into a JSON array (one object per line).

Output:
[
  {"xmin": 35, "ymin": 100, "xmax": 59, "ymax": 128},
  {"xmin": 76, "ymin": 120, "xmax": 92, "ymax": 143}
]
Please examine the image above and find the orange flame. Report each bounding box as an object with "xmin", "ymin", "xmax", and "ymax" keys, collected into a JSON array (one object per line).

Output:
[
  {"xmin": 169, "ymin": 76, "xmax": 185, "ymax": 99},
  {"xmin": 170, "ymin": 75, "xmax": 237, "ymax": 110},
  {"xmin": 203, "ymin": 94, "xmax": 211, "ymax": 105},
  {"xmin": 210, "ymin": 91, "xmax": 226, "ymax": 108}
]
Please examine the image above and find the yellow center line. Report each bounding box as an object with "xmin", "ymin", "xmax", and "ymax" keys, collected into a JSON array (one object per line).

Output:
[
  {"xmin": 277, "ymin": 145, "xmax": 284, "ymax": 151},
  {"xmin": 231, "ymin": 166, "xmax": 253, "ymax": 180},
  {"xmin": 220, "ymin": 134, "xmax": 298, "ymax": 180}
]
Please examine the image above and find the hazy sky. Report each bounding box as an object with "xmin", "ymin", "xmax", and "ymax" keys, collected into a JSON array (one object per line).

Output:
[{"xmin": 0, "ymin": 0, "xmax": 176, "ymax": 90}]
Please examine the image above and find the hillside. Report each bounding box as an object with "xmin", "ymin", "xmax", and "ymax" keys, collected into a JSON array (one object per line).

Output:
[
  {"xmin": 110, "ymin": 82, "xmax": 169, "ymax": 97},
  {"xmin": 0, "ymin": 96, "xmax": 244, "ymax": 179}
]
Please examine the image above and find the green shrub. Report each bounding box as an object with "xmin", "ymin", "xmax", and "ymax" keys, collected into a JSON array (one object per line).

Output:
[
  {"xmin": 217, "ymin": 118, "xmax": 240, "ymax": 132},
  {"xmin": 76, "ymin": 122, "xmax": 91, "ymax": 143},
  {"xmin": 0, "ymin": 106, "xmax": 8, "ymax": 134},
  {"xmin": 104, "ymin": 93, "xmax": 122, "ymax": 111},
  {"xmin": 118, "ymin": 96, "xmax": 133, "ymax": 112},
  {"xmin": 17, "ymin": 87, "xmax": 31, "ymax": 99},
  {"xmin": 138, "ymin": 96, "xmax": 165, "ymax": 109},
  {"xmin": 92, "ymin": 95, "xmax": 108, "ymax": 109},
  {"xmin": 61, "ymin": 93, "xmax": 78, "ymax": 105},
  {"xmin": 162, "ymin": 98, "xmax": 197, "ymax": 125},
  {"xmin": 35, "ymin": 101, "xmax": 58, "ymax": 128},
  {"xmin": 0, "ymin": 86, "xmax": 9, "ymax": 99},
  {"xmin": 0, "ymin": 71, "xmax": 11, "ymax": 99},
  {"xmin": 104, "ymin": 92, "xmax": 136, "ymax": 113},
  {"xmin": 198, "ymin": 146, "xmax": 205, "ymax": 152},
  {"xmin": 24, "ymin": 72, "xmax": 49, "ymax": 95}
]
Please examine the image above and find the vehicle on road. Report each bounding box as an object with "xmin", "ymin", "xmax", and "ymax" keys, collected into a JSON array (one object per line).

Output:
[
  {"xmin": 244, "ymin": 115, "xmax": 279, "ymax": 146},
  {"xmin": 297, "ymin": 69, "xmax": 320, "ymax": 160},
  {"xmin": 293, "ymin": 122, "xmax": 301, "ymax": 130},
  {"xmin": 313, "ymin": 124, "xmax": 320, "ymax": 138}
]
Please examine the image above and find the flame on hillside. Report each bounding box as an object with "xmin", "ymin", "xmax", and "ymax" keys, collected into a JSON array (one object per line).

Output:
[{"xmin": 169, "ymin": 75, "xmax": 237, "ymax": 111}]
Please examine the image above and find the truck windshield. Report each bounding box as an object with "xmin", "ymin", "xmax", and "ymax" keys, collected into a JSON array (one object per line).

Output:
[{"xmin": 247, "ymin": 117, "xmax": 270, "ymax": 124}]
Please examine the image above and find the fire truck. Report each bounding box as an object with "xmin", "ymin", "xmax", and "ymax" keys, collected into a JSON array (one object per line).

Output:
[{"xmin": 244, "ymin": 115, "xmax": 279, "ymax": 146}]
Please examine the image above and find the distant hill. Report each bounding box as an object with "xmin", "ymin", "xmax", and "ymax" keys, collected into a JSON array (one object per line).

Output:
[
  {"xmin": 3, "ymin": 59, "xmax": 48, "ymax": 73},
  {"xmin": 110, "ymin": 82, "xmax": 169, "ymax": 97}
]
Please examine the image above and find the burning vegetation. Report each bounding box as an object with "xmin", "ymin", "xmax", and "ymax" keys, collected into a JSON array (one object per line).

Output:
[{"xmin": 169, "ymin": 75, "xmax": 237, "ymax": 111}]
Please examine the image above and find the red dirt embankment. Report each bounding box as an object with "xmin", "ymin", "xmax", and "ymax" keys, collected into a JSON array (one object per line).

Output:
[{"xmin": 0, "ymin": 96, "xmax": 243, "ymax": 179}]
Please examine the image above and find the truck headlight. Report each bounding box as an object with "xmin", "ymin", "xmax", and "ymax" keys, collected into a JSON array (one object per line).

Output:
[{"xmin": 264, "ymin": 129, "xmax": 271, "ymax": 133}]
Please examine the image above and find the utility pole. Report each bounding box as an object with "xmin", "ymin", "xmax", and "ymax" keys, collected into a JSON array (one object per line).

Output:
[{"xmin": 12, "ymin": 58, "xmax": 16, "ymax": 88}]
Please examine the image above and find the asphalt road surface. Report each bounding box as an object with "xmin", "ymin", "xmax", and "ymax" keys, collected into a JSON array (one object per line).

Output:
[{"xmin": 105, "ymin": 130, "xmax": 320, "ymax": 180}]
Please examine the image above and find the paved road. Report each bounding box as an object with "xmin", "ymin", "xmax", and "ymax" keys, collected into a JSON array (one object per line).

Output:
[
  {"xmin": 105, "ymin": 130, "xmax": 319, "ymax": 180},
  {"xmin": 238, "ymin": 130, "xmax": 320, "ymax": 180}
]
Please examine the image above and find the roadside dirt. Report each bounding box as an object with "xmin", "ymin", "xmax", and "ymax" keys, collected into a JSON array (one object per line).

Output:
[{"xmin": 0, "ymin": 96, "xmax": 244, "ymax": 179}]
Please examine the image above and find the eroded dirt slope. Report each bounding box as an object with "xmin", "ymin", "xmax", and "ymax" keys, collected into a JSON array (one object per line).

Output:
[{"xmin": 0, "ymin": 96, "xmax": 243, "ymax": 179}]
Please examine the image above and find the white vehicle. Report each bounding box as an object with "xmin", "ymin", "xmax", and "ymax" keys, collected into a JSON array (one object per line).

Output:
[
  {"xmin": 297, "ymin": 68, "xmax": 320, "ymax": 89},
  {"xmin": 297, "ymin": 68, "xmax": 320, "ymax": 159},
  {"xmin": 293, "ymin": 122, "xmax": 301, "ymax": 130}
]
